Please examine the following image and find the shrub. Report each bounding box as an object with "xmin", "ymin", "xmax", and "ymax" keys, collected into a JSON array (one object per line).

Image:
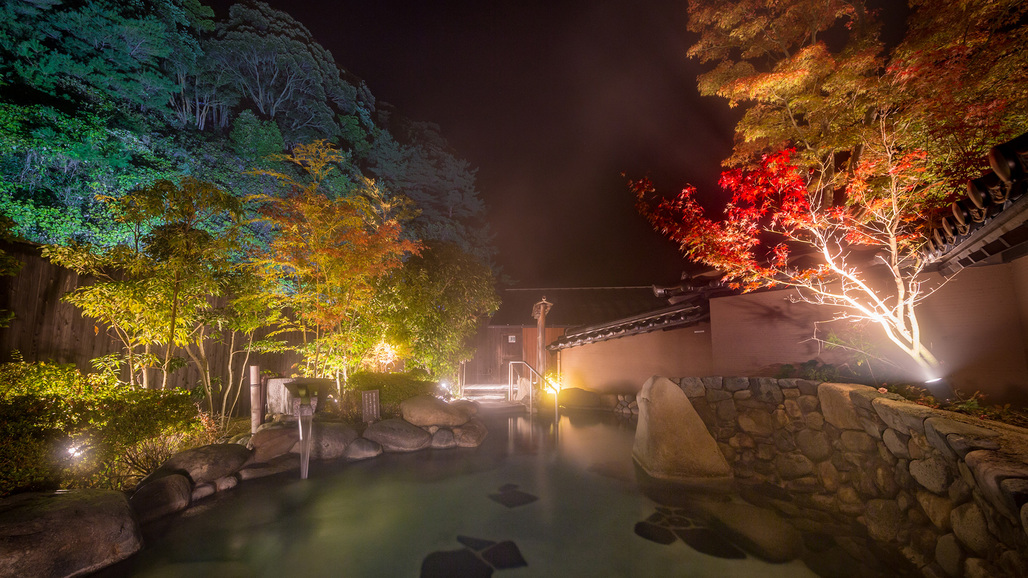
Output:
[
  {"xmin": 880, "ymin": 384, "xmax": 1028, "ymax": 428},
  {"xmin": 341, "ymin": 371, "xmax": 439, "ymax": 418},
  {"xmin": 0, "ymin": 358, "xmax": 205, "ymax": 496}
]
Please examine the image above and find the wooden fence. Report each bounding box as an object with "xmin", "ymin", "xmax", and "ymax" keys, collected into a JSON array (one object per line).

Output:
[{"xmin": 0, "ymin": 241, "xmax": 300, "ymax": 397}]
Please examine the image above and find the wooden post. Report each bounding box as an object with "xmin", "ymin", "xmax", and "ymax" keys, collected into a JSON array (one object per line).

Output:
[
  {"xmin": 249, "ymin": 365, "xmax": 262, "ymax": 434},
  {"xmin": 532, "ymin": 297, "xmax": 552, "ymax": 378}
]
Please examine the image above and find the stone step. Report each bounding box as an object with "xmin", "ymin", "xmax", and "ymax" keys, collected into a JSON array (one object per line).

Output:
[{"xmin": 462, "ymin": 383, "xmax": 511, "ymax": 401}]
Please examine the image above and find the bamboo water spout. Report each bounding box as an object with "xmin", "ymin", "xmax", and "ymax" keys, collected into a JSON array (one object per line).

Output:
[{"xmin": 283, "ymin": 378, "xmax": 334, "ymax": 479}]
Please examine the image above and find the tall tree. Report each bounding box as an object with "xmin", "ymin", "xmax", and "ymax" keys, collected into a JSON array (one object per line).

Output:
[
  {"xmin": 251, "ymin": 140, "xmax": 420, "ymax": 384},
  {"xmin": 888, "ymin": 0, "xmax": 1028, "ymax": 185},
  {"xmin": 637, "ymin": 0, "xmax": 1027, "ymax": 377},
  {"xmin": 44, "ymin": 177, "xmax": 245, "ymax": 392},
  {"xmin": 382, "ymin": 241, "xmax": 500, "ymax": 380},
  {"xmin": 0, "ymin": 0, "xmax": 207, "ymax": 244},
  {"xmin": 210, "ymin": 1, "xmax": 356, "ymax": 142},
  {"xmin": 367, "ymin": 120, "xmax": 495, "ymax": 263}
]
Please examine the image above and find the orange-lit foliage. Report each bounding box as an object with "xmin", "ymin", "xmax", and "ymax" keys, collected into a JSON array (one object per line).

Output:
[
  {"xmin": 641, "ymin": 0, "xmax": 1027, "ymax": 377},
  {"xmin": 634, "ymin": 142, "xmax": 943, "ymax": 374},
  {"xmin": 251, "ymin": 141, "xmax": 421, "ymax": 379}
]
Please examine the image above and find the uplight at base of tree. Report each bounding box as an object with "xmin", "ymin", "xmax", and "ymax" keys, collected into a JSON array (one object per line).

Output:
[{"xmin": 923, "ymin": 377, "xmax": 954, "ymax": 401}]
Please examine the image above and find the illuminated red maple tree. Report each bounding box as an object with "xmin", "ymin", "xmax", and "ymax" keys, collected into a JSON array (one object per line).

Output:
[
  {"xmin": 634, "ymin": 143, "xmax": 945, "ymax": 375},
  {"xmin": 637, "ymin": 0, "xmax": 1028, "ymax": 378}
]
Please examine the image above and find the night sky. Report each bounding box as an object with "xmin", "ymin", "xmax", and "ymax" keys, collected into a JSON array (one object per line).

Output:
[{"xmin": 212, "ymin": 0, "xmax": 741, "ymax": 287}]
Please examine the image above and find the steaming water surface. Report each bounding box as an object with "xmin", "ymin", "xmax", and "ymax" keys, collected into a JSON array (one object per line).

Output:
[{"xmin": 98, "ymin": 411, "xmax": 819, "ymax": 577}]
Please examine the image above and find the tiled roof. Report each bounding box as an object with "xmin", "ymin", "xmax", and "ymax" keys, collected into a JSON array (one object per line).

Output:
[
  {"xmin": 488, "ymin": 287, "xmax": 669, "ymax": 327},
  {"xmin": 925, "ymin": 131, "xmax": 1028, "ymax": 273},
  {"xmin": 547, "ymin": 301, "xmax": 709, "ymax": 350}
]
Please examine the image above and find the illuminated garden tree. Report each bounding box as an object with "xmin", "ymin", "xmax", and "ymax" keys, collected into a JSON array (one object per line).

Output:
[
  {"xmin": 45, "ymin": 178, "xmax": 245, "ymax": 392},
  {"xmin": 251, "ymin": 140, "xmax": 421, "ymax": 385},
  {"xmin": 636, "ymin": 0, "xmax": 1028, "ymax": 376},
  {"xmin": 382, "ymin": 241, "xmax": 500, "ymax": 383}
]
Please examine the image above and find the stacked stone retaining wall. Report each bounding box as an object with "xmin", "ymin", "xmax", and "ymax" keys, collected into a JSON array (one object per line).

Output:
[{"xmin": 648, "ymin": 377, "xmax": 1028, "ymax": 577}]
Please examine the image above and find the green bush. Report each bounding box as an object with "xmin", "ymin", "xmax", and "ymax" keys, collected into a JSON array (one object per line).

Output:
[
  {"xmin": 346, "ymin": 371, "xmax": 438, "ymax": 405},
  {"xmin": 0, "ymin": 358, "xmax": 205, "ymax": 496}
]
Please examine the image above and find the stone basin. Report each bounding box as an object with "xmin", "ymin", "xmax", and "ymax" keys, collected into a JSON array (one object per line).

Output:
[
  {"xmin": 283, "ymin": 378, "xmax": 334, "ymax": 402},
  {"xmin": 268, "ymin": 378, "xmax": 335, "ymax": 415}
]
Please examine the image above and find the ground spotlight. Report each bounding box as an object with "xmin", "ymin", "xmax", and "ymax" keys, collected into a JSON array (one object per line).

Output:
[{"xmin": 923, "ymin": 376, "xmax": 954, "ymax": 401}]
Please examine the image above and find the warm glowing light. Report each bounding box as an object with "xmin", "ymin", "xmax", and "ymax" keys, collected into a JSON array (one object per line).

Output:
[
  {"xmin": 924, "ymin": 377, "xmax": 942, "ymax": 384},
  {"xmin": 369, "ymin": 340, "xmax": 398, "ymax": 371}
]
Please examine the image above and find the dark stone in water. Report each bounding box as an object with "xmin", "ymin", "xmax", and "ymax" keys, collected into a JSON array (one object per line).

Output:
[
  {"xmin": 675, "ymin": 528, "xmax": 747, "ymax": 559},
  {"xmin": 645, "ymin": 511, "xmax": 667, "ymax": 525},
  {"xmin": 457, "ymin": 535, "xmax": 497, "ymax": 552},
  {"xmin": 489, "ymin": 487, "xmax": 538, "ymax": 508},
  {"xmin": 482, "ymin": 541, "xmax": 527, "ymax": 569},
  {"xmin": 634, "ymin": 521, "xmax": 676, "ymax": 544},
  {"xmin": 498, "ymin": 483, "xmax": 519, "ymax": 492},
  {"xmin": 666, "ymin": 515, "xmax": 694, "ymax": 528},
  {"xmin": 421, "ymin": 549, "xmax": 492, "ymax": 578}
]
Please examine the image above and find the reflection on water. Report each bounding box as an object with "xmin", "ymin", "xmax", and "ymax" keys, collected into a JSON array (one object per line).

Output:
[{"xmin": 97, "ymin": 411, "xmax": 839, "ymax": 577}]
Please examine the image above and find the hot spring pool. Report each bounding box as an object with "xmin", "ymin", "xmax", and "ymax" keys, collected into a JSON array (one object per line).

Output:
[{"xmin": 95, "ymin": 410, "xmax": 894, "ymax": 577}]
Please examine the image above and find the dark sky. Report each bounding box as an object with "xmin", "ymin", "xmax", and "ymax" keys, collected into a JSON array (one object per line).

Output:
[{"xmin": 213, "ymin": 0, "xmax": 740, "ymax": 287}]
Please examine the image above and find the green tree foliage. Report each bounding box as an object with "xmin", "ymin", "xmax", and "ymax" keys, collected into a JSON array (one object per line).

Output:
[
  {"xmin": 383, "ymin": 241, "xmax": 500, "ymax": 380},
  {"xmin": 44, "ymin": 177, "xmax": 245, "ymax": 394},
  {"xmin": 367, "ymin": 121, "xmax": 495, "ymax": 263},
  {"xmin": 209, "ymin": 1, "xmax": 358, "ymax": 142},
  {"xmin": 3, "ymin": 0, "xmax": 169, "ymax": 113},
  {"xmin": 0, "ymin": 97, "xmax": 174, "ymax": 245},
  {"xmin": 343, "ymin": 370, "xmax": 437, "ymax": 416},
  {"xmin": 251, "ymin": 141, "xmax": 421, "ymax": 384},
  {"xmin": 2, "ymin": 0, "xmax": 498, "ymax": 406},
  {"xmin": 1, "ymin": 0, "xmax": 493, "ymax": 260},
  {"xmin": 229, "ymin": 109, "xmax": 285, "ymax": 164}
]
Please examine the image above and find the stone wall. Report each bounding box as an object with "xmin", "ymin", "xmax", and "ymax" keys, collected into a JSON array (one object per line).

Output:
[{"xmin": 644, "ymin": 377, "xmax": 1028, "ymax": 577}]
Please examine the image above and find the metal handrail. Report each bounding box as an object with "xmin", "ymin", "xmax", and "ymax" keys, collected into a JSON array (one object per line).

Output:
[{"xmin": 508, "ymin": 360, "xmax": 544, "ymax": 409}]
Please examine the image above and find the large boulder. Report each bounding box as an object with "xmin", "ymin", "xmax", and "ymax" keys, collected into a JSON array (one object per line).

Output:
[
  {"xmin": 129, "ymin": 473, "xmax": 192, "ymax": 524},
  {"xmin": 308, "ymin": 422, "xmax": 359, "ymax": 460},
  {"xmin": 144, "ymin": 443, "xmax": 253, "ymax": 486},
  {"xmin": 400, "ymin": 395, "xmax": 472, "ymax": 427},
  {"xmin": 237, "ymin": 454, "xmax": 299, "ymax": 481},
  {"xmin": 249, "ymin": 423, "xmax": 300, "ymax": 463},
  {"xmin": 632, "ymin": 376, "xmax": 732, "ymax": 487},
  {"xmin": 557, "ymin": 387, "xmax": 605, "ymax": 409},
  {"xmin": 362, "ymin": 418, "xmax": 432, "ymax": 452},
  {"xmin": 450, "ymin": 399, "xmax": 479, "ymax": 417},
  {"xmin": 818, "ymin": 382, "xmax": 874, "ymax": 431},
  {"xmin": 453, "ymin": 418, "xmax": 488, "ymax": 448},
  {"xmin": 431, "ymin": 428, "xmax": 458, "ymax": 449},
  {"xmin": 0, "ymin": 489, "xmax": 142, "ymax": 577},
  {"xmin": 343, "ymin": 438, "xmax": 383, "ymax": 461}
]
